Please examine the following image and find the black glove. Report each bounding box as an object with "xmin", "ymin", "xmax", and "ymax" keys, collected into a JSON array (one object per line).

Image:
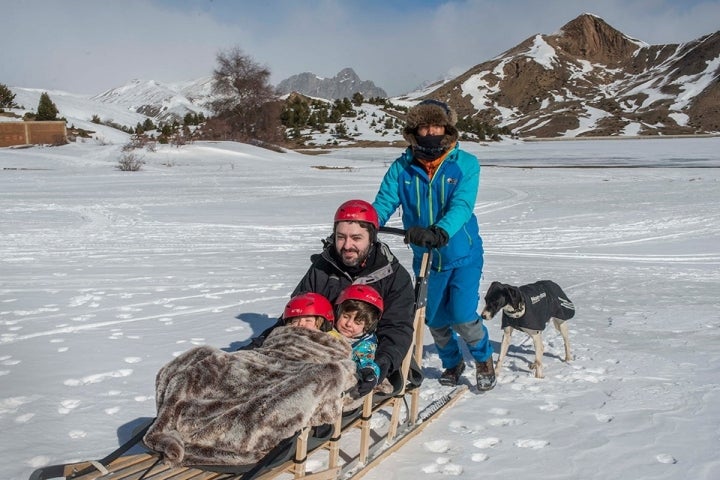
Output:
[
  {"xmin": 405, "ymin": 225, "xmax": 449, "ymax": 249},
  {"xmin": 356, "ymin": 367, "xmax": 379, "ymax": 397},
  {"xmin": 375, "ymin": 357, "xmax": 391, "ymax": 385}
]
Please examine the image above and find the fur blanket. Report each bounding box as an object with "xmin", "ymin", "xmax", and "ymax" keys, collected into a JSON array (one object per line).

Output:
[{"xmin": 143, "ymin": 327, "xmax": 358, "ymax": 467}]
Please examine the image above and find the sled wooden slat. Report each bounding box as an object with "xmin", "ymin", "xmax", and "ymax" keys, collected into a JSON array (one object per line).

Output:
[
  {"xmin": 65, "ymin": 453, "xmax": 225, "ymax": 480},
  {"xmin": 65, "ymin": 454, "xmax": 158, "ymax": 479},
  {"xmin": 346, "ymin": 385, "xmax": 468, "ymax": 480}
]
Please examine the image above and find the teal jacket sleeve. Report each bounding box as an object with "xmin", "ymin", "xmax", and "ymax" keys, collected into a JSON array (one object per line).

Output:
[
  {"xmin": 352, "ymin": 335, "xmax": 381, "ymax": 378},
  {"xmin": 434, "ymin": 149, "xmax": 480, "ymax": 238},
  {"xmin": 372, "ymin": 150, "xmax": 411, "ymax": 227}
]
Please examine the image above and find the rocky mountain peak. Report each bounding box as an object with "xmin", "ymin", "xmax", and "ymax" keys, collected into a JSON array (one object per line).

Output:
[
  {"xmin": 336, "ymin": 67, "xmax": 359, "ymax": 81},
  {"xmin": 553, "ymin": 13, "xmax": 645, "ymax": 63},
  {"xmin": 276, "ymin": 68, "xmax": 387, "ymax": 100},
  {"xmin": 419, "ymin": 13, "xmax": 719, "ymax": 138}
]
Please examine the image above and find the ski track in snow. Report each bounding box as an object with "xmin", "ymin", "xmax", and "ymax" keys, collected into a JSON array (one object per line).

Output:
[{"xmin": 2, "ymin": 140, "xmax": 720, "ymax": 480}]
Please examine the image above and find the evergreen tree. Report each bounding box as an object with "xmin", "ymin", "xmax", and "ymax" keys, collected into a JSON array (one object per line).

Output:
[
  {"xmin": 36, "ymin": 92, "xmax": 59, "ymax": 121},
  {"xmin": 280, "ymin": 97, "xmax": 311, "ymax": 128},
  {"xmin": 352, "ymin": 92, "xmax": 364, "ymax": 106},
  {"xmin": 329, "ymin": 105, "xmax": 343, "ymax": 123},
  {"xmin": 0, "ymin": 83, "xmax": 17, "ymax": 109}
]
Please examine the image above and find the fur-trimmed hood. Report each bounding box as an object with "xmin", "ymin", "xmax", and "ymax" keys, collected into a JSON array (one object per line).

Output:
[{"xmin": 402, "ymin": 99, "xmax": 459, "ymax": 150}]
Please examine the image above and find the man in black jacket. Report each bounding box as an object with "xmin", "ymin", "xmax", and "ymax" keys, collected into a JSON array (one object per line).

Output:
[{"xmin": 243, "ymin": 199, "xmax": 416, "ymax": 396}]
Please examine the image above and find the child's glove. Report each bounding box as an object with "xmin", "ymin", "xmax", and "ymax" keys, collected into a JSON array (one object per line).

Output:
[
  {"xmin": 356, "ymin": 367, "xmax": 378, "ymax": 397},
  {"xmin": 405, "ymin": 225, "xmax": 449, "ymax": 249}
]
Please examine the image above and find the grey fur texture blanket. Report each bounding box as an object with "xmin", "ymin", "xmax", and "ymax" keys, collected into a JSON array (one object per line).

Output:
[{"xmin": 143, "ymin": 326, "xmax": 358, "ymax": 467}]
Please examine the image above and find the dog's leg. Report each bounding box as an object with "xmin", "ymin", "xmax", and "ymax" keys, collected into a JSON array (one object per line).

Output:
[
  {"xmin": 495, "ymin": 326, "xmax": 513, "ymax": 377},
  {"xmin": 529, "ymin": 332, "xmax": 544, "ymax": 378},
  {"xmin": 553, "ymin": 318, "xmax": 572, "ymax": 362}
]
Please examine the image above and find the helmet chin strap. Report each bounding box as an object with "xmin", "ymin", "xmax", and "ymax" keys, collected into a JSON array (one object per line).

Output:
[{"xmin": 503, "ymin": 303, "xmax": 526, "ymax": 319}]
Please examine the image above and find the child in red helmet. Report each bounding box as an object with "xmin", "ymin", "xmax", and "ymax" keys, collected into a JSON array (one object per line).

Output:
[
  {"xmin": 329, "ymin": 284, "xmax": 384, "ymax": 396},
  {"xmin": 282, "ymin": 292, "xmax": 335, "ymax": 330}
]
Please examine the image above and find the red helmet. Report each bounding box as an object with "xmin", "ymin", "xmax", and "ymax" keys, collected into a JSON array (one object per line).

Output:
[
  {"xmin": 334, "ymin": 199, "xmax": 379, "ymax": 230},
  {"xmin": 335, "ymin": 284, "xmax": 384, "ymax": 316},
  {"xmin": 283, "ymin": 293, "xmax": 335, "ymax": 322}
]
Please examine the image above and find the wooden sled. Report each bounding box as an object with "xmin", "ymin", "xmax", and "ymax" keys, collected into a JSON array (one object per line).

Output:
[{"xmin": 29, "ymin": 244, "xmax": 466, "ymax": 480}]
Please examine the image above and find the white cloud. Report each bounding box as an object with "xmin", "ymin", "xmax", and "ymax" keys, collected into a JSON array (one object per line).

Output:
[{"xmin": 2, "ymin": 0, "xmax": 718, "ymax": 96}]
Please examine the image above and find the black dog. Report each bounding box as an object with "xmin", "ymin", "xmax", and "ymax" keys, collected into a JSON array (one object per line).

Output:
[{"xmin": 481, "ymin": 280, "xmax": 575, "ymax": 378}]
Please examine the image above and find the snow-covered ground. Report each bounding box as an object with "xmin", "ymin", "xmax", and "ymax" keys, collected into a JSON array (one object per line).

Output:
[{"xmin": 2, "ymin": 137, "xmax": 719, "ymax": 480}]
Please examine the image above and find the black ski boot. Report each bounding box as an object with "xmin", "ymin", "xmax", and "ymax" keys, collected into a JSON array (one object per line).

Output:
[
  {"xmin": 475, "ymin": 357, "xmax": 496, "ymax": 391},
  {"xmin": 439, "ymin": 361, "xmax": 466, "ymax": 386}
]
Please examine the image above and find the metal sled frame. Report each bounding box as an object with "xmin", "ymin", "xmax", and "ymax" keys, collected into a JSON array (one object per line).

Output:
[{"xmin": 29, "ymin": 232, "xmax": 467, "ymax": 480}]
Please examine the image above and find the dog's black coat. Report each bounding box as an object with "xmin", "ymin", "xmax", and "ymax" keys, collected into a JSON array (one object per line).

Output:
[{"xmin": 487, "ymin": 280, "xmax": 575, "ymax": 331}]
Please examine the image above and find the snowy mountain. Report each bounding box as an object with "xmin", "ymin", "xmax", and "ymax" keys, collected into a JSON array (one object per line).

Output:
[
  {"xmin": 276, "ymin": 67, "xmax": 387, "ymax": 100},
  {"xmin": 90, "ymin": 78, "xmax": 214, "ymax": 123},
  {"xmin": 414, "ymin": 14, "xmax": 720, "ymax": 137},
  {"xmin": 4, "ymin": 14, "xmax": 718, "ymax": 140}
]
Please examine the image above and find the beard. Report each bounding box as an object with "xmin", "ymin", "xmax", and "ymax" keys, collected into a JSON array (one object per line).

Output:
[{"xmin": 339, "ymin": 243, "xmax": 371, "ymax": 268}]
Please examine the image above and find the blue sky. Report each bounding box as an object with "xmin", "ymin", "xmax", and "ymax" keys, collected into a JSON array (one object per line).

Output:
[{"xmin": 3, "ymin": 0, "xmax": 719, "ymax": 96}]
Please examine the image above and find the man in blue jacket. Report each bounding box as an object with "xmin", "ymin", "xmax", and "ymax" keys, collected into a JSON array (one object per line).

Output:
[{"xmin": 373, "ymin": 100, "xmax": 496, "ymax": 391}]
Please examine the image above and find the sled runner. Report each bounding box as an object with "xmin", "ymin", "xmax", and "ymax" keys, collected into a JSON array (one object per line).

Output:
[{"xmin": 29, "ymin": 228, "xmax": 467, "ymax": 480}]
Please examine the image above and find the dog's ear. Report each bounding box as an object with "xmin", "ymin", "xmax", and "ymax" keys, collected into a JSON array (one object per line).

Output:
[
  {"xmin": 486, "ymin": 281, "xmax": 501, "ymax": 297},
  {"xmin": 506, "ymin": 286, "xmax": 523, "ymax": 309}
]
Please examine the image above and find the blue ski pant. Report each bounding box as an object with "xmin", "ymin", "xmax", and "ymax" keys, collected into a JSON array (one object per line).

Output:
[{"xmin": 419, "ymin": 258, "xmax": 493, "ymax": 368}]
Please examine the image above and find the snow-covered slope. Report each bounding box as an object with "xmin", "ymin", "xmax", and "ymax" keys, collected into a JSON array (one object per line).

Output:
[{"xmin": 1, "ymin": 138, "xmax": 719, "ymax": 480}]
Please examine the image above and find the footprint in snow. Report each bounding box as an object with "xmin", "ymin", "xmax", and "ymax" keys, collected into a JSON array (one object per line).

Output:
[
  {"xmin": 421, "ymin": 457, "xmax": 463, "ymax": 475},
  {"xmin": 63, "ymin": 369, "xmax": 133, "ymax": 386},
  {"xmin": 656, "ymin": 453, "xmax": 677, "ymax": 464},
  {"xmin": 16, "ymin": 413, "xmax": 35, "ymax": 423},
  {"xmin": 584, "ymin": 367, "xmax": 607, "ymax": 375},
  {"xmin": 447, "ymin": 420, "xmax": 483, "ymax": 434},
  {"xmin": 423, "ymin": 439, "xmax": 452, "ymax": 453},
  {"xmin": 27, "ymin": 456, "xmax": 52, "ymax": 468},
  {"xmin": 514, "ymin": 439, "xmax": 549, "ymax": 449},
  {"xmin": 68, "ymin": 294, "xmax": 97, "ymax": 307},
  {"xmin": 487, "ymin": 417, "xmax": 522, "ymax": 427},
  {"xmin": 594, "ymin": 413, "xmax": 614, "ymax": 423},
  {"xmin": 488, "ymin": 407, "xmax": 509, "ymax": 415},
  {"xmin": 58, "ymin": 399, "xmax": 81, "ymax": 414},
  {"xmin": 473, "ymin": 437, "xmax": 500, "ymax": 449}
]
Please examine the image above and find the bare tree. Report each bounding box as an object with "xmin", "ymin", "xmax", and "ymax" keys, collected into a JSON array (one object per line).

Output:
[{"xmin": 208, "ymin": 47, "xmax": 284, "ymax": 144}]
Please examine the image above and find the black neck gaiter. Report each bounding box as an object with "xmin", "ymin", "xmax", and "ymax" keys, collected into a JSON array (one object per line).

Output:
[{"xmin": 413, "ymin": 134, "xmax": 446, "ymax": 161}]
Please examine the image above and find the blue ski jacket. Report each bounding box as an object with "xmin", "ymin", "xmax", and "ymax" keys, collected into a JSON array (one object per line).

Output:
[{"xmin": 373, "ymin": 143, "xmax": 483, "ymax": 272}]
